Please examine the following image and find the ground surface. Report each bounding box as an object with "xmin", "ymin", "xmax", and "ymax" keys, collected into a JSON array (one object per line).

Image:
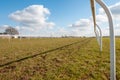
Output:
[{"xmin": 0, "ymin": 38, "xmax": 120, "ymax": 80}]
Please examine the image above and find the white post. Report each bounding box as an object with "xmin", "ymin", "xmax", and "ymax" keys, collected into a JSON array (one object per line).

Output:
[
  {"xmin": 95, "ymin": 0, "xmax": 116, "ymax": 80},
  {"xmin": 96, "ymin": 24, "xmax": 102, "ymax": 51},
  {"xmin": 90, "ymin": 0, "xmax": 102, "ymax": 52}
]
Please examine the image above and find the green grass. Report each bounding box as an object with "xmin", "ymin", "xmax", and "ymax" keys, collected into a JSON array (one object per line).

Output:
[{"xmin": 0, "ymin": 37, "xmax": 120, "ymax": 80}]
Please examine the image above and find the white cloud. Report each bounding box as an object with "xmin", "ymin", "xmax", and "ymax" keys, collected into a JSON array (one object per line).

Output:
[
  {"xmin": 69, "ymin": 19, "xmax": 90, "ymax": 27},
  {"xmin": 0, "ymin": 25, "xmax": 10, "ymax": 32},
  {"xmin": 97, "ymin": 2, "xmax": 120, "ymax": 36},
  {"xmin": 9, "ymin": 5, "xmax": 55, "ymax": 31},
  {"xmin": 110, "ymin": 2, "xmax": 120, "ymax": 18},
  {"xmin": 0, "ymin": 25, "xmax": 9, "ymax": 28},
  {"xmin": 89, "ymin": 14, "xmax": 108, "ymax": 25},
  {"xmin": 68, "ymin": 1, "xmax": 120, "ymax": 37},
  {"xmin": 115, "ymin": 24, "xmax": 120, "ymax": 36},
  {"xmin": 6, "ymin": 2, "xmax": 119, "ymax": 37},
  {"xmin": 68, "ymin": 18, "xmax": 95, "ymax": 37},
  {"xmin": 116, "ymin": 24, "xmax": 120, "ymax": 29},
  {"xmin": 96, "ymin": 14, "xmax": 108, "ymax": 23},
  {"xmin": 99, "ymin": 2, "xmax": 120, "ymax": 20}
]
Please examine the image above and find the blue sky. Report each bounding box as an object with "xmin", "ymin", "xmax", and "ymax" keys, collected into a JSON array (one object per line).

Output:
[{"xmin": 0, "ymin": 0, "xmax": 120, "ymax": 37}]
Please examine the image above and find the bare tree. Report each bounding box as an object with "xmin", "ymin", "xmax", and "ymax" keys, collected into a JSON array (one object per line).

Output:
[{"xmin": 5, "ymin": 26, "xmax": 19, "ymax": 35}]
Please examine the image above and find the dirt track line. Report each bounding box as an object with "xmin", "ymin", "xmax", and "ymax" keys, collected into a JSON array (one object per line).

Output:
[{"xmin": 0, "ymin": 38, "xmax": 91, "ymax": 67}]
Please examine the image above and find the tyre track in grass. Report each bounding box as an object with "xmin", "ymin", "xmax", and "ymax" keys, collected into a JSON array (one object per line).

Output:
[{"xmin": 0, "ymin": 38, "xmax": 91, "ymax": 67}]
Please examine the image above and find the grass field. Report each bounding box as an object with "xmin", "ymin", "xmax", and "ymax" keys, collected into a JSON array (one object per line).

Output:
[{"xmin": 0, "ymin": 38, "xmax": 120, "ymax": 80}]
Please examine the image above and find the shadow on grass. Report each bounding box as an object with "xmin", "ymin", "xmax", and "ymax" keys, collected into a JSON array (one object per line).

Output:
[{"xmin": 0, "ymin": 38, "xmax": 91, "ymax": 67}]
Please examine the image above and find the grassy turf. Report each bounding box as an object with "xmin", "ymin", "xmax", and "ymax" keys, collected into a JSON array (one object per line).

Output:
[{"xmin": 0, "ymin": 38, "xmax": 120, "ymax": 80}]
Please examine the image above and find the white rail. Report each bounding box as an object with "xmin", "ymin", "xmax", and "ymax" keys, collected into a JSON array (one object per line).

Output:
[
  {"xmin": 95, "ymin": 0, "xmax": 116, "ymax": 80},
  {"xmin": 96, "ymin": 24, "xmax": 102, "ymax": 52},
  {"xmin": 90, "ymin": 0, "xmax": 102, "ymax": 52}
]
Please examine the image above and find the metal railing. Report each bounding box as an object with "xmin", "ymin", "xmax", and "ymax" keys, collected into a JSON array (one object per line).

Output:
[{"xmin": 90, "ymin": 0, "xmax": 116, "ymax": 80}]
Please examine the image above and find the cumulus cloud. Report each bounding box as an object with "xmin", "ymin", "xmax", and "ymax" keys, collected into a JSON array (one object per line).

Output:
[
  {"xmin": 69, "ymin": 19, "xmax": 90, "ymax": 27},
  {"xmin": 110, "ymin": 2, "xmax": 120, "ymax": 17},
  {"xmin": 68, "ymin": 18, "xmax": 95, "ymax": 37},
  {"xmin": 97, "ymin": 2, "xmax": 120, "ymax": 36},
  {"xmin": 0, "ymin": 25, "xmax": 9, "ymax": 28},
  {"xmin": 89, "ymin": 14, "xmax": 108, "ymax": 25},
  {"xmin": 6, "ymin": 2, "xmax": 119, "ymax": 37},
  {"xmin": 99, "ymin": 2, "xmax": 120, "ymax": 19},
  {"xmin": 0, "ymin": 25, "xmax": 10, "ymax": 32},
  {"xmin": 115, "ymin": 24, "xmax": 120, "ymax": 36},
  {"xmin": 9, "ymin": 5, "xmax": 55, "ymax": 31},
  {"xmin": 68, "ymin": 1, "xmax": 120, "ymax": 37},
  {"xmin": 116, "ymin": 24, "xmax": 120, "ymax": 29},
  {"xmin": 96, "ymin": 14, "xmax": 108, "ymax": 23}
]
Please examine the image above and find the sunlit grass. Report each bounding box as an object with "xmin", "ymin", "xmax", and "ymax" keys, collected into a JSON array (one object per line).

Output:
[{"xmin": 0, "ymin": 37, "xmax": 120, "ymax": 80}]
